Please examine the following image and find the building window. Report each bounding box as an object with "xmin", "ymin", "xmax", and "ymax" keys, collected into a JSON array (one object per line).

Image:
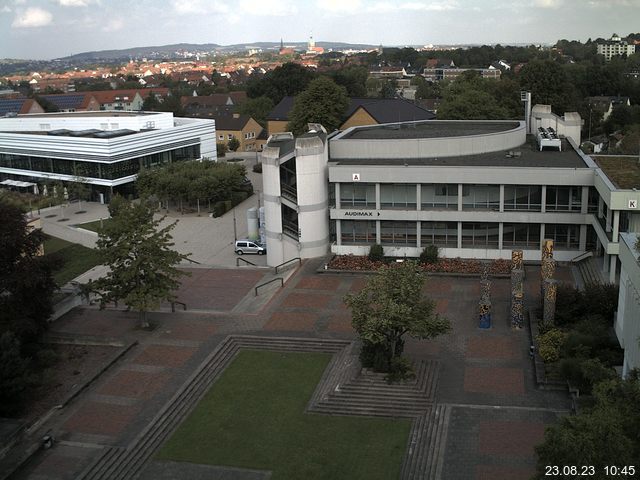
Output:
[
  {"xmin": 341, "ymin": 220, "xmax": 376, "ymax": 244},
  {"xmin": 421, "ymin": 221, "xmax": 458, "ymax": 247},
  {"xmin": 380, "ymin": 221, "xmax": 416, "ymax": 246},
  {"xmin": 504, "ymin": 185, "xmax": 542, "ymax": 211},
  {"xmin": 546, "ymin": 186, "xmax": 581, "ymax": 212},
  {"xmin": 340, "ymin": 183, "xmax": 376, "ymax": 208},
  {"xmin": 461, "ymin": 185, "xmax": 500, "ymax": 210},
  {"xmin": 227, "ymin": 134, "xmax": 233, "ymax": 140},
  {"xmin": 421, "ymin": 184, "xmax": 457, "ymax": 210},
  {"xmin": 219, "ymin": 135, "xmax": 224, "ymax": 140},
  {"xmin": 545, "ymin": 224, "xmax": 579, "ymax": 249},
  {"xmin": 502, "ymin": 223, "xmax": 541, "ymax": 248},
  {"xmin": 39, "ymin": 124, "xmax": 50, "ymax": 130},
  {"xmin": 461, "ymin": 222, "xmax": 500, "ymax": 248},
  {"xmin": 380, "ymin": 184, "xmax": 417, "ymax": 209}
]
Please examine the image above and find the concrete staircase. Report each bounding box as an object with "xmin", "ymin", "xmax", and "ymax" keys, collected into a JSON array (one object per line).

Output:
[
  {"xmin": 577, "ymin": 256, "xmax": 605, "ymax": 286},
  {"xmin": 400, "ymin": 404, "xmax": 451, "ymax": 480},
  {"xmin": 309, "ymin": 360, "xmax": 439, "ymax": 418}
]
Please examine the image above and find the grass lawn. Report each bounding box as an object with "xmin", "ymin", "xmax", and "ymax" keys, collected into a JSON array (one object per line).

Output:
[
  {"xmin": 157, "ymin": 350, "xmax": 411, "ymax": 480},
  {"xmin": 76, "ymin": 218, "xmax": 110, "ymax": 232},
  {"xmin": 593, "ymin": 156, "xmax": 640, "ymax": 189},
  {"xmin": 43, "ymin": 236, "xmax": 101, "ymax": 286}
]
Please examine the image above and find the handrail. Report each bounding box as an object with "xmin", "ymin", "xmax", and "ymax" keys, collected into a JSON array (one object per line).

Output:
[
  {"xmin": 254, "ymin": 277, "xmax": 283, "ymax": 296},
  {"xmin": 184, "ymin": 257, "xmax": 202, "ymax": 265},
  {"xmin": 171, "ymin": 301, "xmax": 187, "ymax": 312},
  {"xmin": 274, "ymin": 257, "xmax": 301, "ymax": 274},
  {"xmin": 570, "ymin": 251, "xmax": 593, "ymax": 263},
  {"xmin": 236, "ymin": 257, "xmax": 257, "ymax": 267}
]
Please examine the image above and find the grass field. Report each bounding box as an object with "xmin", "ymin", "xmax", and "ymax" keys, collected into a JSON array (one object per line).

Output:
[
  {"xmin": 43, "ymin": 236, "xmax": 101, "ymax": 286},
  {"xmin": 157, "ymin": 350, "xmax": 411, "ymax": 480}
]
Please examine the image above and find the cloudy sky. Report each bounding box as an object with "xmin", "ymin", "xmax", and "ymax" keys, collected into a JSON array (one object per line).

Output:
[{"xmin": 1, "ymin": 0, "xmax": 639, "ymax": 60}]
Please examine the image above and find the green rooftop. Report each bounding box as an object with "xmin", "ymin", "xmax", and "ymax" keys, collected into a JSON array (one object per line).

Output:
[{"xmin": 593, "ymin": 156, "xmax": 640, "ymax": 189}]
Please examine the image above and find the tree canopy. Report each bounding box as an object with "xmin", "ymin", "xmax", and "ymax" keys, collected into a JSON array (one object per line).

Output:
[
  {"xmin": 237, "ymin": 95, "xmax": 274, "ymax": 128},
  {"xmin": 246, "ymin": 62, "xmax": 317, "ymax": 104},
  {"xmin": 344, "ymin": 261, "xmax": 450, "ymax": 372},
  {"xmin": 286, "ymin": 76, "xmax": 349, "ymax": 135},
  {"xmin": 88, "ymin": 197, "xmax": 189, "ymax": 328}
]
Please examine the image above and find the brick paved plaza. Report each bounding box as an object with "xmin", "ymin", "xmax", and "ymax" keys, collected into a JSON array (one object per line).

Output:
[{"xmin": 8, "ymin": 260, "xmax": 572, "ymax": 480}]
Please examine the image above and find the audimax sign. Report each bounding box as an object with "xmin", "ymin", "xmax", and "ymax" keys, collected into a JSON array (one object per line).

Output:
[{"xmin": 344, "ymin": 211, "xmax": 381, "ymax": 217}]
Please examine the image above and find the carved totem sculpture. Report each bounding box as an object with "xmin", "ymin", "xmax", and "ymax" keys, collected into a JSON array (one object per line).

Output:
[
  {"xmin": 510, "ymin": 250, "xmax": 525, "ymax": 329},
  {"xmin": 479, "ymin": 265, "xmax": 491, "ymax": 328}
]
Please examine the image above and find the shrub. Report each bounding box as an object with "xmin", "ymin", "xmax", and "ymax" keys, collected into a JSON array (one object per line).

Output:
[
  {"xmin": 253, "ymin": 162, "xmax": 263, "ymax": 173},
  {"xmin": 228, "ymin": 138, "xmax": 240, "ymax": 152},
  {"xmin": 368, "ymin": 244, "xmax": 384, "ymax": 262},
  {"xmin": 231, "ymin": 191, "xmax": 249, "ymax": 206},
  {"xmin": 359, "ymin": 341, "xmax": 389, "ymax": 372},
  {"xmin": 216, "ymin": 142, "xmax": 227, "ymax": 157},
  {"xmin": 537, "ymin": 328, "xmax": 567, "ymax": 363},
  {"xmin": 385, "ymin": 356, "xmax": 416, "ymax": 383},
  {"xmin": 212, "ymin": 201, "xmax": 227, "ymax": 218},
  {"xmin": 419, "ymin": 245, "xmax": 439, "ymax": 264}
]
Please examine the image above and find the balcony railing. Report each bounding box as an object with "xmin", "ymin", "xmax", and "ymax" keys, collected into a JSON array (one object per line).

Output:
[{"xmin": 281, "ymin": 184, "xmax": 297, "ymax": 203}]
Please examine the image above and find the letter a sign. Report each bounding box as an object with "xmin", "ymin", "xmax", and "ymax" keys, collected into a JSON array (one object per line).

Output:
[{"xmin": 352, "ymin": 173, "xmax": 361, "ymax": 182}]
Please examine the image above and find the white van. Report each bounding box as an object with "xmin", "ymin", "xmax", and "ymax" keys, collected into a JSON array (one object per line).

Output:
[{"xmin": 234, "ymin": 239, "xmax": 266, "ymax": 255}]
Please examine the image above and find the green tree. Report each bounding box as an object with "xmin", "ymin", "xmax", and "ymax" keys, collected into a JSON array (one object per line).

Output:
[
  {"xmin": 238, "ymin": 95, "xmax": 274, "ymax": 128},
  {"xmin": 438, "ymin": 88, "xmax": 508, "ymax": 120},
  {"xmin": 534, "ymin": 375, "xmax": 640, "ymax": 478},
  {"xmin": 329, "ymin": 65, "xmax": 368, "ymax": 97},
  {"xmin": 88, "ymin": 197, "xmax": 190, "ymax": 328},
  {"xmin": 0, "ymin": 332, "xmax": 38, "ymax": 417},
  {"xmin": 286, "ymin": 76, "xmax": 349, "ymax": 135},
  {"xmin": 0, "ymin": 200, "xmax": 56, "ymax": 344},
  {"xmin": 344, "ymin": 261, "xmax": 450, "ymax": 371},
  {"xmin": 246, "ymin": 62, "xmax": 316, "ymax": 104},
  {"xmin": 378, "ymin": 78, "xmax": 398, "ymax": 98},
  {"xmin": 519, "ymin": 59, "xmax": 576, "ymax": 113},
  {"xmin": 227, "ymin": 137, "xmax": 241, "ymax": 152},
  {"xmin": 217, "ymin": 142, "xmax": 227, "ymax": 158},
  {"xmin": 69, "ymin": 176, "xmax": 91, "ymax": 210}
]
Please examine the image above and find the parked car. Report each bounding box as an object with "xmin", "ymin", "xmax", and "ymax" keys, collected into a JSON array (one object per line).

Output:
[{"xmin": 235, "ymin": 239, "xmax": 266, "ymax": 255}]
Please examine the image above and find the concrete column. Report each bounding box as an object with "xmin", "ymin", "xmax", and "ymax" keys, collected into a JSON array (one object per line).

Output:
[
  {"xmin": 598, "ymin": 196, "xmax": 603, "ymax": 218},
  {"xmin": 499, "ymin": 185, "xmax": 505, "ymax": 213},
  {"xmin": 581, "ymin": 186, "xmax": 589, "ymax": 214},
  {"xmin": 335, "ymin": 183, "xmax": 341, "ymax": 209},
  {"xmin": 375, "ymin": 183, "xmax": 381, "ymax": 210},
  {"xmin": 613, "ymin": 210, "xmax": 620, "ymax": 239},
  {"xmin": 606, "ymin": 207, "xmax": 612, "ymax": 232},
  {"xmin": 579, "ymin": 224, "xmax": 587, "ymax": 251},
  {"xmin": 335, "ymin": 219, "xmax": 342, "ymax": 246},
  {"xmin": 609, "ymin": 255, "xmax": 617, "ymax": 283},
  {"xmin": 416, "ymin": 221, "xmax": 421, "ymax": 249},
  {"xmin": 457, "ymin": 221, "xmax": 462, "ymax": 249},
  {"xmin": 541, "ymin": 185, "xmax": 547, "ymax": 213},
  {"xmin": 416, "ymin": 184, "xmax": 421, "ymax": 211},
  {"xmin": 376, "ymin": 220, "xmax": 381, "ymax": 244},
  {"xmin": 498, "ymin": 223, "xmax": 504, "ymax": 251},
  {"xmin": 603, "ymin": 253, "xmax": 609, "ymax": 273},
  {"xmin": 458, "ymin": 184, "xmax": 463, "ymax": 211}
]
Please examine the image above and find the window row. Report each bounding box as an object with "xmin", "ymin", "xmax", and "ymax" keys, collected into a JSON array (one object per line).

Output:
[
  {"xmin": 336, "ymin": 183, "xmax": 594, "ymax": 212},
  {"xmin": 339, "ymin": 220, "xmax": 582, "ymax": 249},
  {"xmin": 0, "ymin": 146, "xmax": 200, "ymax": 180}
]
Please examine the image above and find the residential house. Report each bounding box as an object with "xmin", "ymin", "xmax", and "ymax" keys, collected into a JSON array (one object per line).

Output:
[
  {"xmin": 182, "ymin": 93, "xmax": 248, "ymax": 118},
  {"xmin": 0, "ymin": 98, "xmax": 45, "ymax": 116},
  {"xmin": 266, "ymin": 96, "xmax": 435, "ymax": 136},
  {"xmin": 91, "ymin": 89, "xmax": 170, "ymax": 111},
  {"xmin": 39, "ymin": 93, "xmax": 100, "ymax": 112},
  {"xmin": 587, "ymin": 96, "xmax": 631, "ymax": 121},
  {"xmin": 215, "ymin": 114, "xmax": 263, "ymax": 152}
]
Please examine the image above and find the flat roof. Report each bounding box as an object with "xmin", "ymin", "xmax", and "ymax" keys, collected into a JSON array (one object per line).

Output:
[
  {"xmin": 340, "ymin": 120, "xmax": 521, "ymax": 140},
  {"xmin": 331, "ymin": 136, "xmax": 588, "ymax": 169},
  {"xmin": 16, "ymin": 111, "xmax": 160, "ymax": 118},
  {"xmin": 593, "ymin": 156, "xmax": 640, "ymax": 189}
]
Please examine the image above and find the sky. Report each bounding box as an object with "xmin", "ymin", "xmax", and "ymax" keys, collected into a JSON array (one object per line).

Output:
[{"xmin": 1, "ymin": 0, "xmax": 639, "ymax": 60}]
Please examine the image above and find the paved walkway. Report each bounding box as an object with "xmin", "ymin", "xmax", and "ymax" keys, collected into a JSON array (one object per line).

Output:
[{"xmin": 6, "ymin": 260, "xmax": 574, "ymax": 480}]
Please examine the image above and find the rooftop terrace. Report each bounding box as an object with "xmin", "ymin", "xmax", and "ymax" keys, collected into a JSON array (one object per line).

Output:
[{"xmin": 332, "ymin": 136, "xmax": 588, "ymax": 169}]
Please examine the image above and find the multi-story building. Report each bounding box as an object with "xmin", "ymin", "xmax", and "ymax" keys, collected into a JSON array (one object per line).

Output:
[
  {"xmin": 422, "ymin": 67, "xmax": 501, "ymax": 82},
  {"xmin": 0, "ymin": 111, "xmax": 216, "ymax": 201},
  {"xmin": 615, "ymin": 232, "xmax": 640, "ymax": 376},
  {"xmin": 261, "ymin": 106, "xmax": 639, "ymax": 280},
  {"xmin": 597, "ymin": 33, "xmax": 636, "ymax": 61}
]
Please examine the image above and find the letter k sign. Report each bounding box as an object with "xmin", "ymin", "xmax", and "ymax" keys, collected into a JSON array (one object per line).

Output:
[{"xmin": 629, "ymin": 199, "xmax": 638, "ymax": 209}]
